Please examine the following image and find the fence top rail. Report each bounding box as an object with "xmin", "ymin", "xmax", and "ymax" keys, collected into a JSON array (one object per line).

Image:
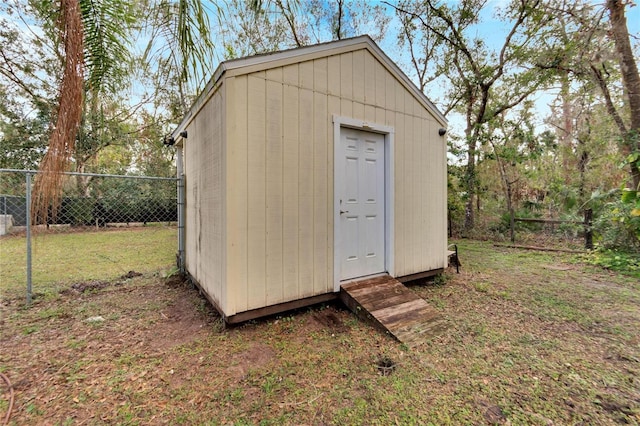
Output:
[
  {"xmin": 0, "ymin": 169, "xmax": 178, "ymax": 182},
  {"xmin": 514, "ymin": 217, "xmax": 584, "ymax": 225}
]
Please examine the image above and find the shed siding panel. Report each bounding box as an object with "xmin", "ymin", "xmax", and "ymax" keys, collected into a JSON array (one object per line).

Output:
[
  {"xmin": 246, "ymin": 75, "xmax": 267, "ymax": 310},
  {"xmin": 283, "ymin": 82, "xmax": 300, "ymax": 300},
  {"xmin": 327, "ymin": 95, "xmax": 341, "ymax": 286},
  {"xmin": 353, "ymin": 101, "xmax": 364, "ymax": 121},
  {"xmin": 266, "ymin": 79, "xmax": 284, "ymax": 305},
  {"xmin": 313, "ymin": 91, "xmax": 329, "ymax": 294},
  {"xmin": 420, "ymin": 116, "xmax": 430, "ymax": 272},
  {"xmin": 226, "ymin": 76, "xmax": 248, "ymax": 314},
  {"xmin": 384, "ymin": 64, "xmax": 395, "ymax": 111},
  {"xmin": 364, "ymin": 104, "xmax": 376, "ymax": 122},
  {"xmin": 314, "ymin": 58, "xmax": 328, "ymax": 93},
  {"xmin": 393, "ymin": 109, "xmax": 406, "ymax": 276},
  {"xmin": 266, "ymin": 67, "xmax": 283, "ymax": 84},
  {"xmin": 364, "ymin": 51, "xmax": 375, "ymax": 104},
  {"xmin": 184, "ymin": 88, "xmax": 225, "ymax": 311},
  {"xmin": 410, "ymin": 115, "xmax": 422, "ymax": 271},
  {"xmin": 299, "ymin": 60, "xmax": 314, "ymax": 89},
  {"xmin": 352, "ymin": 50, "xmax": 365, "ymax": 103},
  {"xmin": 340, "ymin": 98, "xmax": 353, "ymax": 118},
  {"xmin": 283, "ymin": 64, "xmax": 298, "ymax": 86},
  {"xmin": 298, "ymin": 88, "xmax": 315, "ymax": 298},
  {"xmin": 340, "ymin": 52, "xmax": 353, "ymax": 99},
  {"xmin": 327, "ymin": 55, "xmax": 340, "ymax": 96}
]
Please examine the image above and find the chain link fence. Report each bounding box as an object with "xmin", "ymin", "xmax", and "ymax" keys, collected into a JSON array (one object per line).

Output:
[{"xmin": 0, "ymin": 169, "xmax": 183, "ymax": 304}]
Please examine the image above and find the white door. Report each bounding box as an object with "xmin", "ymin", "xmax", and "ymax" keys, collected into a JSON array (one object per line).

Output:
[{"xmin": 337, "ymin": 128, "xmax": 385, "ymax": 280}]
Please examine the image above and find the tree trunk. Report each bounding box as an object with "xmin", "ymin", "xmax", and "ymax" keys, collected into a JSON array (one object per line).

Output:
[
  {"xmin": 607, "ymin": 0, "xmax": 640, "ymax": 190},
  {"xmin": 560, "ymin": 71, "xmax": 573, "ymax": 183},
  {"xmin": 31, "ymin": 0, "xmax": 84, "ymax": 224},
  {"xmin": 464, "ymin": 122, "xmax": 477, "ymax": 231}
]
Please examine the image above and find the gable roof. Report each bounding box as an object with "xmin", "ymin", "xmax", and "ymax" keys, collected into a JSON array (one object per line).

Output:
[{"xmin": 171, "ymin": 35, "xmax": 446, "ymax": 140}]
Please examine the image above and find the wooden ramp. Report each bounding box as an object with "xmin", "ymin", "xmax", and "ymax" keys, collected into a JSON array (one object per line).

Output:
[{"xmin": 340, "ymin": 275, "xmax": 446, "ymax": 347}]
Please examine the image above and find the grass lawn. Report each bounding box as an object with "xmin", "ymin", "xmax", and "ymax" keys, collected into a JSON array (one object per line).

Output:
[
  {"xmin": 0, "ymin": 226, "xmax": 177, "ymax": 300},
  {"xmin": 1, "ymin": 239, "xmax": 639, "ymax": 425}
]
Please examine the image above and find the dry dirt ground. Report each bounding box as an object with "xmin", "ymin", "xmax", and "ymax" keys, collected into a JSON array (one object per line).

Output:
[{"xmin": 1, "ymin": 240, "xmax": 639, "ymax": 425}]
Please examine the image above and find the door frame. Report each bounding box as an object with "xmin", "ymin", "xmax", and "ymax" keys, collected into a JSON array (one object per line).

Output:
[{"xmin": 332, "ymin": 115, "xmax": 395, "ymax": 291}]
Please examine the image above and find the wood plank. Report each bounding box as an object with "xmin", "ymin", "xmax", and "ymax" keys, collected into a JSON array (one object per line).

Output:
[
  {"xmin": 345, "ymin": 281, "xmax": 406, "ymax": 300},
  {"xmin": 378, "ymin": 303, "xmax": 439, "ymax": 331},
  {"xmin": 514, "ymin": 218, "xmax": 583, "ymax": 225},
  {"xmin": 358, "ymin": 290, "xmax": 418, "ymax": 312},
  {"xmin": 340, "ymin": 274, "xmax": 446, "ymax": 347},
  {"xmin": 341, "ymin": 275, "xmax": 392, "ymax": 292},
  {"xmin": 396, "ymin": 269, "xmax": 443, "ymax": 283},
  {"xmin": 494, "ymin": 243, "xmax": 586, "ymax": 254}
]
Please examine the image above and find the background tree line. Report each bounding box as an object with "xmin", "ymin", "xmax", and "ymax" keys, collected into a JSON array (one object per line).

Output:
[{"xmin": 0, "ymin": 0, "xmax": 638, "ymax": 251}]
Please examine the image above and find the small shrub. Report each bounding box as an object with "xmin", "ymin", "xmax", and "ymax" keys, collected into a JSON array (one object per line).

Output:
[
  {"xmin": 592, "ymin": 197, "xmax": 640, "ymax": 252},
  {"xmin": 580, "ymin": 248, "xmax": 640, "ymax": 278}
]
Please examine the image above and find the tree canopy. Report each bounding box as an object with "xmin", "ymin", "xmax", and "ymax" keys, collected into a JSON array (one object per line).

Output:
[{"xmin": 1, "ymin": 0, "xmax": 638, "ymax": 249}]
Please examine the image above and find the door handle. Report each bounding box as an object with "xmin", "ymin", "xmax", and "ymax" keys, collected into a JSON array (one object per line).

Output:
[{"xmin": 340, "ymin": 210, "xmax": 349, "ymax": 215}]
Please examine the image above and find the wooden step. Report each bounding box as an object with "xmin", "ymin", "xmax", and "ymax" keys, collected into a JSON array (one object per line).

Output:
[{"xmin": 340, "ymin": 275, "xmax": 446, "ymax": 347}]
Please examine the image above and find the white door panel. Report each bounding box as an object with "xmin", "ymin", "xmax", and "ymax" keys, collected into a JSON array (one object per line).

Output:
[{"xmin": 337, "ymin": 128, "xmax": 385, "ymax": 280}]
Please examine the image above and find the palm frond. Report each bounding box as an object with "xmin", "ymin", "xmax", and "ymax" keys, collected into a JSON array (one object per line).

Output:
[{"xmin": 80, "ymin": 0, "xmax": 134, "ymax": 94}]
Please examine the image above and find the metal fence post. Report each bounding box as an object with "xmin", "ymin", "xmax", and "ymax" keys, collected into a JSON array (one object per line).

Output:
[{"xmin": 25, "ymin": 172, "xmax": 32, "ymax": 305}]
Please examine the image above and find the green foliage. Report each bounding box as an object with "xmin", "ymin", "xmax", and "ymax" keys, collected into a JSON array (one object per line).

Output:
[
  {"xmin": 491, "ymin": 208, "xmax": 542, "ymax": 235},
  {"xmin": 79, "ymin": 0, "xmax": 136, "ymax": 94},
  {"xmin": 63, "ymin": 198, "xmax": 96, "ymax": 226},
  {"xmin": 590, "ymin": 189, "xmax": 640, "ymax": 252},
  {"xmin": 547, "ymin": 179, "xmax": 579, "ymax": 212},
  {"xmin": 447, "ymin": 168, "xmax": 465, "ymax": 235},
  {"xmin": 580, "ymin": 249, "xmax": 640, "ymax": 278}
]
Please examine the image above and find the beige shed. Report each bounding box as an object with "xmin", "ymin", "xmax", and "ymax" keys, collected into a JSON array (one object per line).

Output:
[{"xmin": 171, "ymin": 35, "xmax": 448, "ymax": 324}]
